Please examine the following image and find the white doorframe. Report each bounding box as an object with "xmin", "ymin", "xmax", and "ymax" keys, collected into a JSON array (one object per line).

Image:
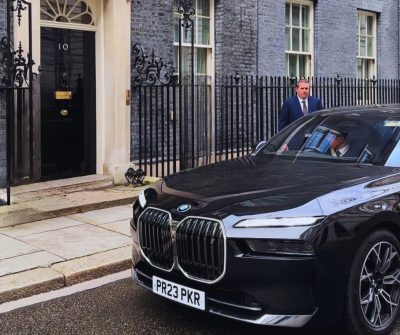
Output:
[{"xmin": 29, "ymin": 0, "xmax": 133, "ymax": 183}]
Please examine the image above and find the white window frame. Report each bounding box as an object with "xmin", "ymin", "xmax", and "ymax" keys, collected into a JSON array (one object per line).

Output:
[
  {"xmin": 357, "ymin": 11, "xmax": 377, "ymax": 79},
  {"xmin": 173, "ymin": 0, "xmax": 214, "ymax": 77},
  {"xmin": 39, "ymin": 0, "xmax": 98, "ymax": 31},
  {"xmin": 285, "ymin": 0, "xmax": 314, "ymax": 78}
]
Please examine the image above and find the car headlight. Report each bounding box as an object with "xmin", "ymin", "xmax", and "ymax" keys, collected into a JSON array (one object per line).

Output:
[
  {"xmin": 245, "ymin": 239, "xmax": 314, "ymax": 256},
  {"xmin": 138, "ymin": 190, "xmax": 147, "ymax": 208},
  {"xmin": 234, "ymin": 216, "xmax": 325, "ymax": 228}
]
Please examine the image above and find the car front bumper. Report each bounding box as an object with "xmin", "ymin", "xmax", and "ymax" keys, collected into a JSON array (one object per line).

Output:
[{"xmin": 131, "ymin": 233, "xmax": 318, "ymax": 328}]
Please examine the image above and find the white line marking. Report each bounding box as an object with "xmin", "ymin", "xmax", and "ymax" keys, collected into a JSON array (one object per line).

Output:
[{"xmin": 0, "ymin": 270, "xmax": 131, "ymax": 314}]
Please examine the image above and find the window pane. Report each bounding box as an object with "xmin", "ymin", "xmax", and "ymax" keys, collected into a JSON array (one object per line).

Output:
[
  {"xmin": 302, "ymin": 6, "xmax": 309, "ymax": 28},
  {"xmin": 289, "ymin": 54, "xmax": 297, "ymax": 76},
  {"xmin": 184, "ymin": 25, "xmax": 195, "ymax": 44},
  {"xmin": 173, "ymin": 0, "xmax": 180, "ymax": 13},
  {"xmin": 197, "ymin": 0, "xmax": 210, "ymax": 17},
  {"xmin": 197, "ymin": 18, "xmax": 210, "ymax": 45},
  {"xmin": 174, "ymin": 15, "xmax": 180, "ymax": 43},
  {"xmin": 285, "ymin": 27, "xmax": 290, "ymax": 50},
  {"xmin": 183, "ymin": 47, "xmax": 192, "ymax": 74},
  {"xmin": 174, "ymin": 46, "xmax": 179, "ymax": 71},
  {"xmin": 285, "ymin": 3, "xmax": 290, "ymax": 25},
  {"xmin": 367, "ymin": 37, "xmax": 374, "ymax": 57},
  {"xmin": 292, "ymin": 28, "xmax": 300, "ymax": 51},
  {"xmin": 359, "ymin": 36, "xmax": 366, "ymax": 56},
  {"xmin": 292, "ymin": 4, "xmax": 300, "ymax": 26},
  {"xmin": 302, "ymin": 29, "xmax": 309, "ymax": 52},
  {"xmin": 299, "ymin": 55, "xmax": 307, "ymax": 78},
  {"xmin": 357, "ymin": 59, "xmax": 362, "ymax": 78},
  {"xmin": 286, "ymin": 54, "xmax": 289, "ymax": 75},
  {"xmin": 359, "ymin": 14, "xmax": 366, "ymax": 35},
  {"xmin": 367, "ymin": 15, "xmax": 373, "ymax": 35},
  {"xmin": 197, "ymin": 48, "xmax": 208, "ymax": 74},
  {"xmin": 364, "ymin": 60, "xmax": 371, "ymax": 79}
]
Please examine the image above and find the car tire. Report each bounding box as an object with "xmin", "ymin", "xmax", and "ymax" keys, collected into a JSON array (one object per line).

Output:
[{"xmin": 345, "ymin": 229, "xmax": 400, "ymax": 335}]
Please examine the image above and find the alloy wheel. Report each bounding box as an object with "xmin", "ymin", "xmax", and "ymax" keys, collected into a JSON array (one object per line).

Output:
[{"xmin": 359, "ymin": 241, "xmax": 400, "ymax": 330}]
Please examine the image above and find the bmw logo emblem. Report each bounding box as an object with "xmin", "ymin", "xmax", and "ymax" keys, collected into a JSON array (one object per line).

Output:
[{"xmin": 177, "ymin": 204, "xmax": 191, "ymax": 213}]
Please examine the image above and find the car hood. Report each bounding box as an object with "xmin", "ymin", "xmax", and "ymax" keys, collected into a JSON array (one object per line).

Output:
[{"xmin": 157, "ymin": 155, "xmax": 398, "ymax": 217}]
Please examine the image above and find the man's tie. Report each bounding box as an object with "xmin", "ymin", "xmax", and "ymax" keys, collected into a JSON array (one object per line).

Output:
[{"xmin": 302, "ymin": 100, "xmax": 308, "ymax": 116}]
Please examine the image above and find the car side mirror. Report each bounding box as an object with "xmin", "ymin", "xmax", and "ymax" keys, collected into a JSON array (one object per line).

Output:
[{"xmin": 251, "ymin": 141, "xmax": 267, "ymax": 153}]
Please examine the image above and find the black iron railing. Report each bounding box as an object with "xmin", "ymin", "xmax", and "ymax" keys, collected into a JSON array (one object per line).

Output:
[
  {"xmin": 132, "ymin": 74, "xmax": 400, "ymax": 178},
  {"xmin": 0, "ymin": 0, "xmax": 38, "ymax": 205}
]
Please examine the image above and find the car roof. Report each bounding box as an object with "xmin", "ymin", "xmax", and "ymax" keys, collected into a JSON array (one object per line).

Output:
[{"xmin": 311, "ymin": 104, "xmax": 400, "ymax": 117}]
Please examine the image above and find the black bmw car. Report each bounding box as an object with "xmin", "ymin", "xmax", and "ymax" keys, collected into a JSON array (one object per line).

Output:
[{"xmin": 131, "ymin": 105, "xmax": 400, "ymax": 335}]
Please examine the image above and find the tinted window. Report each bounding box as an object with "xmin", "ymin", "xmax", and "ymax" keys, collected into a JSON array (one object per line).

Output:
[{"xmin": 260, "ymin": 113, "xmax": 400, "ymax": 166}]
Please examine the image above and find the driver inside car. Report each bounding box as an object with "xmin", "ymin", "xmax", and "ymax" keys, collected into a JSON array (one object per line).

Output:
[{"xmin": 329, "ymin": 132, "xmax": 349, "ymax": 157}]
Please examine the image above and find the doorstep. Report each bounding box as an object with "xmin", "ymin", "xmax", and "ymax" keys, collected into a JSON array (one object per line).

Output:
[{"xmin": 0, "ymin": 175, "xmax": 159, "ymax": 228}]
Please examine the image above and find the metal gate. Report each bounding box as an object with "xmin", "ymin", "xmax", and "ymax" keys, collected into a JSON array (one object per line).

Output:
[{"xmin": 0, "ymin": 0, "xmax": 38, "ymax": 204}]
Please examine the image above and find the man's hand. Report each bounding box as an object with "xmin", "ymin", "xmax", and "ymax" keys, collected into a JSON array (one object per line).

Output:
[{"xmin": 279, "ymin": 144, "xmax": 289, "ymax": 152}]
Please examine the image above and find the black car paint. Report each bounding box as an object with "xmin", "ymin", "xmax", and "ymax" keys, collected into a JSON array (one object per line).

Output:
[{"xmin": 131, "ymin": 107, "xmax": 400, "ymax": 327}]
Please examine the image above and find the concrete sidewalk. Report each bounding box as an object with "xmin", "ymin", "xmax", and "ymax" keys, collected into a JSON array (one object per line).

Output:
[{"xmin": 0, "ymin": 175, "xmax": 153, "ymax": 304}]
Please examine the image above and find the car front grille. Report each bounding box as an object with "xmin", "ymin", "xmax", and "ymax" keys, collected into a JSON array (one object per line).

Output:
[
  {"xmin": 138, "ymin": 207, "xmax": 226, "ymax": 283},
  {"xmin": 138, "ymin": 208, "xmax": 174, "ymax": 271},
  {"xmin": 176, "ymin": 217, "xmax": 225, "ymax": 283}
]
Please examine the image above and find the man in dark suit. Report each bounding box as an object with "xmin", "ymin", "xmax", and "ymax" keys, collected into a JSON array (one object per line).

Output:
[{"xmin": 279, "ymin": 79, "xmax": 323, "ymax": 131}]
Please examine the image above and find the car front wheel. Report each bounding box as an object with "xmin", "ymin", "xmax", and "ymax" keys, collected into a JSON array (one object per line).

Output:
[{"xmin": 346, "ymin": 230, "xmax": 400, "ymax": 335}]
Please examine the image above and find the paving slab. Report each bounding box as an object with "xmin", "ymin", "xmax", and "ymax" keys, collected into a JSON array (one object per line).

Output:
[
  {"xmin": 51, "ymin": 246, "xmax": 131, "ymax": 286},
  {"xmin": 0, "ymin": 175, "xmax": 156, "ymax": 303},
  {"xmin": 0, "ymin": 235, "xmax": 40, "ymax": 260},
  {"xmin": 0, "ymin": 217, "xmax": 83, "ymax": 238},
  {"xmin": 68, "ymin": 205, "xmax": 133, "ymax": 225},
  {"xmin": 99, "ymin": 219, "xmax": 131, "ymax": 236},
  {"xmin": 0, "ymin": 251, "xmax": 64, "ymax": 277},
  {"xmin": 0, "ymin": 268, "xmax": 64, "ymax": 304},
  {"xmin": 19, "ymin": 224, "xmax": 132, "ymax": 260}
]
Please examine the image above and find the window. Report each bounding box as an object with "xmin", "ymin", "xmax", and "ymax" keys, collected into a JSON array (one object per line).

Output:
[
  {"xmin": 173, "ymin": 0, "xmax": 213, "ymax": 76},
  {"xmin": 357, "ymin": 12, "xmax": 376, "ymax": 79},
  {"xmin": 40, "ymin": 0, "xmax": 94, "ymax": 25},
  {"xmin": 285, "ymin": 1, "xmax": 313, "ymax": 78}
]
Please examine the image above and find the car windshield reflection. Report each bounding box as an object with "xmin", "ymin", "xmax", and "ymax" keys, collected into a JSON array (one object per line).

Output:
[{"xmin": 260, "ymin": 113, "xmax": 400, "ymax": 166}]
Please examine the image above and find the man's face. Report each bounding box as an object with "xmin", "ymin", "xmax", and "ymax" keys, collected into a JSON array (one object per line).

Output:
[{"xmin": 296, "ymin": 82, "xmax": 310, "ymax": 100}]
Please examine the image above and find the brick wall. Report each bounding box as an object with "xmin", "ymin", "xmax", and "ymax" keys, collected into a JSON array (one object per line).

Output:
[
  {"xmin": 131, "ymin": 0, "xmax": 174, "ymax": 66},
  {"xmin": 130, "ymin": 0, "xmax": 258, "ymax": 161},
  {"xmin": 215, "ymin": 0, "xmax": 257, "ymax": 76},
  {"xmin": 130, "ymin": 0, "xmax": 175, "ymax": 161},
  {"xmin": 313, "ymin": 0, "xmax": 358, "ymax": 77},
  {"xmin": 256, "ymin": 0, "xmax": 399, "ymax": 78},
  {"xmin": 257, "ymin": 0, "xmax": 286, "ymax": 76},
  {"xmin": 129, "ymin": 0, "xmax": 400, "ymax": 162},
  {"xmin": 366, "ymin": 0, "xmax": 400, "ymax": 79}
]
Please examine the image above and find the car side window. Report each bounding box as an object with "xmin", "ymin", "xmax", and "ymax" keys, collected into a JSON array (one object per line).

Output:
[{"xmin": 385, "ymin": 139, "xmax": 400, "ymax": 167}]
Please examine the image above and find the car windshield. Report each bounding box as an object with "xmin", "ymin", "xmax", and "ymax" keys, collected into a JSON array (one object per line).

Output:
[{"xmin": 259, "ymin": 112, "xmax": 400, "ymax": 166}]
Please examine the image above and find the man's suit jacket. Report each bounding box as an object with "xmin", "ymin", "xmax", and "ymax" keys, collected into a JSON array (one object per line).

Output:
[{"xmin": 279, "ymin": 96, "xmax": 323, "ymax": 131}]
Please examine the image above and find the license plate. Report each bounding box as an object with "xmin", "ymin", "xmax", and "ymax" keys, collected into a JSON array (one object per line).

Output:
[{"xmin": 152, "ymin": 276, "xmax": 205, "ymax": 310}]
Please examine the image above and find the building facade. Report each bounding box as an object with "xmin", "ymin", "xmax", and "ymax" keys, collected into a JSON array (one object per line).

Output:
[{"xmin": 0, "ymin": 0, "xmax": 399, "ymax": 188}]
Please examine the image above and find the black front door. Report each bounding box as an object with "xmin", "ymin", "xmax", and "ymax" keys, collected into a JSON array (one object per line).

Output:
[{"xmin": 40, "ymin": 27, "xmax": 96, "ymax": 180}]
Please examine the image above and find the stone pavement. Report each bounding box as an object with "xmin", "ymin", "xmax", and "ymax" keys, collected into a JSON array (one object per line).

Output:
[{"xmin": 0, "ymin": 175, "xmax": 155, "ymax": 304}]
